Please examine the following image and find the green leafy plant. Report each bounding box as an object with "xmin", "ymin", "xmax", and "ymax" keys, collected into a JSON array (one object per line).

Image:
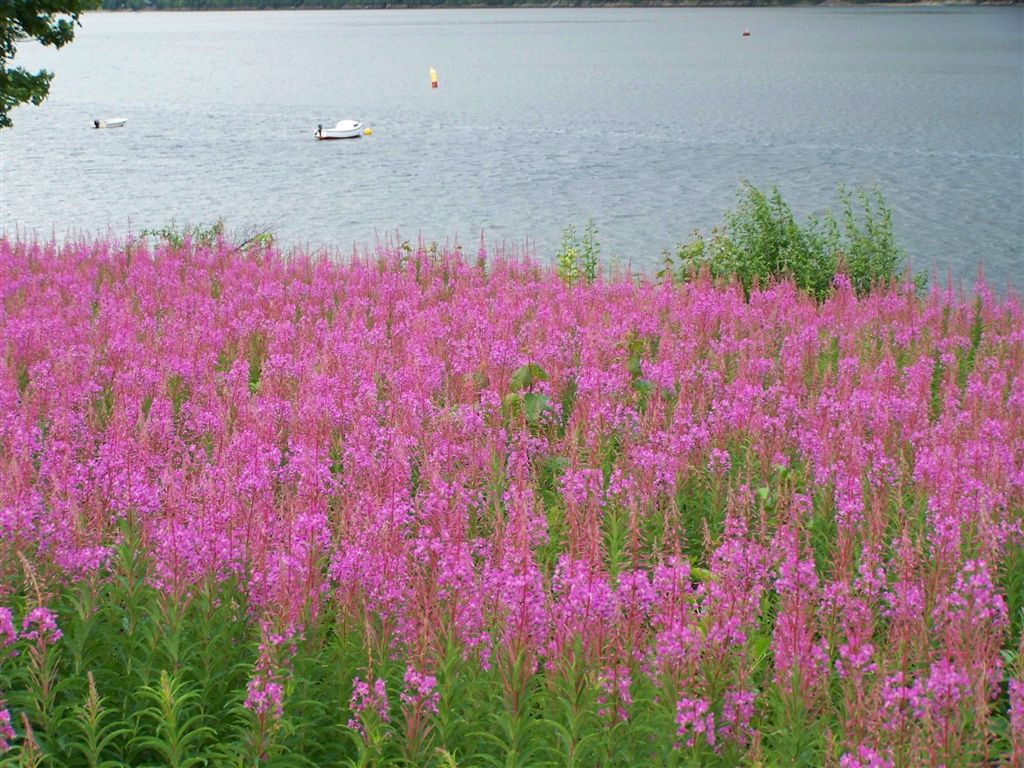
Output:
[
  {"xmin": 503, "ymin": 362, "xmax": 552, "ymax": 429},
  {"xmin": 661, "ymin": 183, "xmax": 924, "ymax": 301},
  {"xmin": 65, "ymin": 673, "xmax": 130, "ymax": 768},
  {"xmin": 132, "ymin": 670, "xmax": 214, "ymax": 767},
  {"xmin": 140, "ymin": 220, "xmax": 275, "ymax": 252},
  {"xmin": 141, "ymin": 219, "xmax": 225, "ymax": 249},
  {"xmin": 1, "ymin": 0, "xmax": 101, "ymax": 128},
  {"xmin": 556, "ymin": 219, "xmax": 600, "ymax": 286}
]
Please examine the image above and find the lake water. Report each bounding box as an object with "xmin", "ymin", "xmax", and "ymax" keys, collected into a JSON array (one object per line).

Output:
[{"xmin": 1, "ymin": 7, "xmax": 1021, "ymax": 289}]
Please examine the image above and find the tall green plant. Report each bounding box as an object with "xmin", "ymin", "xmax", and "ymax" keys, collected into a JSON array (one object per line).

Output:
[
  {"xmin": 132, "ymin": 671, "xmax": 213, "ymax": 767},
  {"xmin": 141, "ymin": 220, "xmax": 225, "ymax": 249},
  {"xmin": 555, "ymin": 219, "xmax": 600, "ymax": 286},
  {"xmin": 663, "ymin": 183, "xmax": 922, "ymax": 301},
  {"xmin": 821, "ymin": 186, "xmax": 913, "ymax": 296}
]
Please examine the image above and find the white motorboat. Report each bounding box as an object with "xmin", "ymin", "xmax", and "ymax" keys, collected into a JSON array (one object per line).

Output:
[
  {"xmin": 315, "ymin": 119, "xmax": 364, "ymax": 140},
  {"xmin": 93, "ymin": 118, "xmax": 127, "ymax": 129}
]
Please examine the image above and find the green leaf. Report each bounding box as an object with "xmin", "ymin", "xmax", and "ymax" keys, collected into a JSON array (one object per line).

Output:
[
  {"xmin": 690, "ymin": 566, "xmax": 715, "ymax": 583},
  {"xmin": 522, "ymin": 393, "xmax": 550, "ymax": 425},
  {"xmin": 626, "ymin": 355, "xmax": 643, "ymax": 380},
  {"xmin": 509, "ymin": 363, "xmax": 548, "ymax": 393}
]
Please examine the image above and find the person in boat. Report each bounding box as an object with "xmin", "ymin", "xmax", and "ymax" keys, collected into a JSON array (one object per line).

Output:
[{"xmin": 94, "ymin": 119, "xmax": 100, "ymax": 128}]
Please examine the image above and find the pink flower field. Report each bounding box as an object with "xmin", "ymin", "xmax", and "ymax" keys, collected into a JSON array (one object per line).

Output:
[{"xmin": 0, "ymin": 234, "xmax": 1021, "ymax": 766}]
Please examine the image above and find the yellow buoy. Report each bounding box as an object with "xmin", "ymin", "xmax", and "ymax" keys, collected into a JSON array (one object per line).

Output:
[
  {"xmin": 430, "ymin": 67, "xmax": 438, "ymax": 89},
  {"xmin": 363, "ymin": 127, "xmax": 372, "ymax": 136}
]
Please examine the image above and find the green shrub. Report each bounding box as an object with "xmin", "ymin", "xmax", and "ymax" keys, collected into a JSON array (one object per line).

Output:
[
  {"xmin": 141, "ymin": 219, "xmax": 226, "ymax": 249},
  {"xmin": 140, "ymin": 220, "xmax": 274, "ymax": 252},
  {"xmin": 661, "ymin": 183, "xmax": 924, "ymax": 300},
  {"xmin": 555, "ymin": 218, "xmax": 600, "ymax": 286}
]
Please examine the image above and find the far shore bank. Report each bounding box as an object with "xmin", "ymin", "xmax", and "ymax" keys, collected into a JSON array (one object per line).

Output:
[{"xmin": 95, "ymin": 0, "xmax": 1021, "ymax": 11}]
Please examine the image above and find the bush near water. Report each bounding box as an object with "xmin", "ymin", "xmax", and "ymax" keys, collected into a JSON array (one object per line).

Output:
[
  {"xmin": 0, "ymin": 223, "xmax": 1021, "ymax": 767},
  {"xmin": 661, "ymin": 183, "xmax": 924, "ymax": 301}
]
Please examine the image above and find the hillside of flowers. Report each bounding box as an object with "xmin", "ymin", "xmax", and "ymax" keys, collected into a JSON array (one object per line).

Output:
[{"xmin": 0, "ymin": 234, "xmax": 1021, "ymax": 767}]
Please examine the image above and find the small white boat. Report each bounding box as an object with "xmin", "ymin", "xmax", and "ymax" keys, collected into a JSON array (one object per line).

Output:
[
  {"xmin": 315, "ymin": 119, "xmax": 364, "ymax": 140},
  {"xmin": 93, "ymin": 118, "xmax": 127, "ymax": 129}
]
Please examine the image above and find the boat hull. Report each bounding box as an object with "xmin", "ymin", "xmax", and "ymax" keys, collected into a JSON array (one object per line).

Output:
[
  {"xmin": 316, "ymin": 132, "xmax": 362, "ymax": 140},
  {"xmin": 316, "ymin": 120, "xmax": 364, "ymax": 140},
  {"xmin": 94, "ymin": 118, "xmax": 127, "ymax": 129}
]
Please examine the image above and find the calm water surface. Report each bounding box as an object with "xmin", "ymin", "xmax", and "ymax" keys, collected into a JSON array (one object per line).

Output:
[{"xmin": 1, "ymin": 7, "xmax": 1021, "ymax": 288}]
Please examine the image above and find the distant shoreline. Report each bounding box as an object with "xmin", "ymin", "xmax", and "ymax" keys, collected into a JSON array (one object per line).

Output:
[{"xmin": 95, "ymin": 0, "xmax": 1021, "ymax": 11}]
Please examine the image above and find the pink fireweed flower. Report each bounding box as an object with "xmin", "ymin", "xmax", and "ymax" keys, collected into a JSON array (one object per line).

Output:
[
  {"xmin": 615, "ymin": 569, "xmax": 655, "ymax": 663},
  {"xmin": 347, "ymin": 676, "xmax": 389, "ymax": 736},
  {"xmin": 616, "ymin": 569, "xmax": 655, "ymax": 616},
  {"xmin": 704, "ymin": 526, "xmax": 768, "ymax": 649},
  {"xmin": 822, "ymin": 578, "xmax": 877, "ymax": 681},
  {"xmin": 836, "ymin": 638, "xmax": 876, "ymax": 679},
  {"xmin": 934, "ymin": 560, "xmax": 1009, "ymax": 645},
  {"xmin": 879, "ymin": 672, "xmax": 924, "ymax": 734},
  {"xmin": 651, "ymin": 557, "xmax": 702, "ymax": 678},
  {"xmin": 558, "ymin": 466, "xmax": 604, "ymax": 510},
  {"xmin": 482, "ymin": 553, "xmax": 549, "ymax": 659},
  {"xmin": 0, "ymin": 609, "xmax": 15, "ymax": 649},
  {"xmin": 939, "ymin": 560, "xmax": 1008, "ymax": 621},
  {"xmin": 718, "ymin": 687, "xmax": 756, "ymax": 746},
  {"xmin": 400, "ymin": 665, "xmax": 439, "ymax": 715},
  {"xmin": 675, "ymin": 696, "xmax": 715, "ymax": 748},
  {"xmin": 596, "ymin": 665, "xmax": 632, "ymax": 723},
  {"xmin": 881, "ymin": 576, "xmax": 924, "ymax": 628},
  {"xmin": 243, "ymin": 672, "xmax": 284, "ymax": 720},
  {"xmin": 547, "ymin": 556, "xmax": 617, "ymax": 663},
  {"xmin": 772, "ymin": 528, "xmax": 829, "ymax": 694},
  {"xmin": 919, "ymin": 659, "xmax": 969, "ymax": 724},
  {"xmin": 832, "ymin": 272, "xmax": 854, "ymax": 292},
  {"xmin": 838, "ymin": 744, "xmax": 894, "ymax": 768},
  {"xmin": 1, "ymin": 235, "xmax": 1022, "ymax": 762},
  {"xmin": 0, "ymin": 706, "xmax": 14, "ymax": 753},
  {"xmin": 242, "ymin": 625, "xmax": 296, "ymax": 721},
  {"xmin": 932, "ymin": 559, "xmax": 1008, "ymax": 705},
  {"xmin": 20, "ymin": 607, "xmax": 61, "ymax": 646},
  {"xmin": 1009, "ymin": 676, "xmax": 1024, "ymax": 756},
  {"xmin": 707, "ymin": 448, "xmax": 731, "ymax": 476},
  {"xmin": 556, "ymin": 555, "xmax": 616, "ymax": 612}
]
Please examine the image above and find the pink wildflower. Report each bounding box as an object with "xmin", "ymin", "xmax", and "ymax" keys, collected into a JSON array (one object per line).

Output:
[
  {"xmin": 347, "ymin": 676, "xmax": 389, "ymax": 737},
  {"xmin": 839, "ymin": 744, "xmax": 894, "ymax": 768},
  {"xmin": 0, "ymin": 706, "xmax": 14, "ymax": 753},
  {"xmin": 1009, "ymin": 676, "xmax": 1024, "ymax": 756},
  {"xmin": 0, "ymin": 609, "xmax": 15, "ymax": 649},
  {"xmin": 400, "ymin": 665, "xmax": 439, "ymax": 715},
  {"xmin": 243, "ymin": 673, "xmax": 284, "ymax": 720},
  {"xmin": 675, "ymin": 696, "xmax": 715, "ymax": 748},
  {"xmin": 20, "ymin": 607, "xmax": 61, "ymax": 646}
]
